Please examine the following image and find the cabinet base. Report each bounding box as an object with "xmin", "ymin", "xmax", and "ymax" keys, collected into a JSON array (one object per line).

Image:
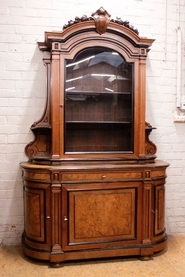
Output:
[{"xmin": 22, "ymin": 234, "xmax": 167, "ymax": 266}]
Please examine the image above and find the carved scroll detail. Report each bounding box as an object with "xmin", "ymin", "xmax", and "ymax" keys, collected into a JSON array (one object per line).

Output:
[
  {"xmin": 63, "ymin": 14, "xmax": 91, "ymax": 30},
  {"xmin": 25, "ymin": 54, "xmax": 52, "ymax": 161},
  {"xmin": 110, "ymin": 17, "xmax": 139, "ymax": 35},
  {"xmin": 25, "ymin": 131, "xmax": 51, "ymax": 160},
  {"xmin": 145, "ymin": 122, "xmax": 157, "ymax": 156}
]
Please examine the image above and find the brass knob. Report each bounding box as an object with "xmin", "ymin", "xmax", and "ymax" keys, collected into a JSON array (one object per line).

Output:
[
  {"xmin": 101, "ymin": 175, "xmax": 106, "ymax": 179},
  {"xmin": 64, "ymin": 216, "xmax": 68, "ymax": 221},
  {"xmin": 46, "ymin": 215, "xmax": 50, "ymax": 219}
]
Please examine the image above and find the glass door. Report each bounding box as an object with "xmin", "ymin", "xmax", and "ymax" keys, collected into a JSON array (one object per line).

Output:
[{"xmin": 65, "ymin": 47, "xmax": 134, "ymax": 153}]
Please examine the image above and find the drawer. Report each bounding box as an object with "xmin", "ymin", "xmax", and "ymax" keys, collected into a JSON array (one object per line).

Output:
[
  {"xmin": 23, "ymin": 169, "xmax": 50, "ymax": 182},
  {"xmin": 61, "ymin": 171, "xmax": 142, "ymax": 181}
]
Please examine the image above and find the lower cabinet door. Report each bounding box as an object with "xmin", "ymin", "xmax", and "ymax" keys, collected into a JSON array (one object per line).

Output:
[
  {"xmin": 154, "ymin": 183, "xmax": 165, "ymax": 236},
  {"xmin": 23, "ymin": 181, "xmax": 51, "ymax": 251},
  {"xmin": 62, "ymin": 182, "xmax": 142, "ymax": 251}
]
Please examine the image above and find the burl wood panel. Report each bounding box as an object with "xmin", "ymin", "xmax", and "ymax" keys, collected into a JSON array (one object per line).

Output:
[
  {"xmin": 69, "ymin": 188, "xmax": 136, "ymax": 244},
  {"xmin": 155, "ymin": 184, "xmax": 165, "ymax": 235},
  {"xmin": 24, "ymin": 187, "xmax": 45, "ymax": 241}
]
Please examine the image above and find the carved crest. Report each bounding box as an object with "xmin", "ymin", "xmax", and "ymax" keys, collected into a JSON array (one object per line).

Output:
[
  {"xmin": 91, "ymin": 7, "xmax": 111, "ymax": 35},
  {"xmin": 63, "ymin": 7, "xmax": 139, "ymax": 35}
]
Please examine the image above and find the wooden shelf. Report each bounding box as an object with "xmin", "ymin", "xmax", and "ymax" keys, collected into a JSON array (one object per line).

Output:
[
  {"xmin": 66, "ymin": 121, "xmax": 132, "ymax": 124},
  {"xmin": 66, "ymin": 91, "xmax": 132, "ymax": 95}
]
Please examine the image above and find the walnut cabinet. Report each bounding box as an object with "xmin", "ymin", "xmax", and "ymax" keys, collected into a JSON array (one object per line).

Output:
[{"xmin": 21, "ymin": 8, "xmax": 169, "ymax": 266}]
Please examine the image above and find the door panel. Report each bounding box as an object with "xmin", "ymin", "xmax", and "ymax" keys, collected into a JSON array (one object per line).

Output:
[
  {"xmin": 62, "ymin": 182, "xmax": 142, "ymax": 250},
  {"xmin": 154, "ymin": 184, "xmax": 165, "ymax": 235},
  {"xmin": 23, "ymin": 181, "xmax": 51, "ymax": 250},
  {"xmin": 24, "ymin": 188, "xmax": 44, "ymax": 240}
]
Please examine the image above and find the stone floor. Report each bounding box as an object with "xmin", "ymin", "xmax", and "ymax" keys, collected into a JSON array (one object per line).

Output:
[{"xmin": 1, "ymin": 235, "xmax": 185, "ymax": 277}]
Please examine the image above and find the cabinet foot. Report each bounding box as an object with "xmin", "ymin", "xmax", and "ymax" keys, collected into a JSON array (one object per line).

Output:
[
  {"xmin": 50, "ymin": 262, "xmax": 64, "ymax": 268},
  {"xmin": 139, "ymin": 255, "xmax": 151, "ymax": 261}
]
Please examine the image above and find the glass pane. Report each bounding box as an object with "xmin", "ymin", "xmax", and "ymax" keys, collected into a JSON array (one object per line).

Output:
[{"xmin": 65, "ymin": 47, "xmax": 134, "ymax": 153}]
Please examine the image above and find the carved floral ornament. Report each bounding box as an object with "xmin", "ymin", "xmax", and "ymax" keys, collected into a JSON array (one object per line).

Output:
[{"xmin": 63, "ymin": 7, "xmax": 139, "ymax": 35}]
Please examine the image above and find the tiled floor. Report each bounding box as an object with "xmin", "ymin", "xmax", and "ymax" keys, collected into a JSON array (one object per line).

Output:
[{"xmin": 1, "ymin": 235, "xmax": 185, "ymax": 277}]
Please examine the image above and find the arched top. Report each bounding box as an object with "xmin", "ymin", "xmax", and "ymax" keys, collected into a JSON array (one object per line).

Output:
[{"xmin": 38, "ymin": 7, "xmax": 155, "ymax": 54}]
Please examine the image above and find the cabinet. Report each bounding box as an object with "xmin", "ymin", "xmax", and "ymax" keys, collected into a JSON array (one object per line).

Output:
[{"xmin": 21, "ymin": 7, "xmax": 169, "ymax": 266}]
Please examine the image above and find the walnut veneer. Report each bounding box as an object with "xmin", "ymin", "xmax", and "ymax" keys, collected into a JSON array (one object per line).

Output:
[{"xmin": 21, "ymin": 7, "xmax": 169, "ymax": 266}]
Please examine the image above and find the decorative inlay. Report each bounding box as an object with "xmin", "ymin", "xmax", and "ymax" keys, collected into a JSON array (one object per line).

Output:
[
  {"xmin": 140, "ymin": 48, "xmax": 146, "ymax": 55},
  {"xmin": 145, "ymin": 170, "xmax": 151, "ymax": 179},
  {"xmin": 52, "ymin": 172, "xmax": 60, "ymax": 182}
]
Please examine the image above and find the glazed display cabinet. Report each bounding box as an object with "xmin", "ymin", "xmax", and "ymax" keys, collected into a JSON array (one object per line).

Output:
[{"xmin": 21, "ymin": 7, "xmax": 169, "ymax": 266}]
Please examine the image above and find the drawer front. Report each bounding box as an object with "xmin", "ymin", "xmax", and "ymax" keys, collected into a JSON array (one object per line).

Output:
[
  {"xmin": 23, "ymin": 169, "xmax": 50, "ymax": 182},
  {"xmin": 61, "ymin": 171, "xmax": 142, "ymax": 181}
]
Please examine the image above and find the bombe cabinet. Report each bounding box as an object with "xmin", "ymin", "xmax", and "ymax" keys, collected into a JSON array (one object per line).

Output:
[{"xmin": 21, "ymin": 7, "xmax": 169, "ymax": 266}]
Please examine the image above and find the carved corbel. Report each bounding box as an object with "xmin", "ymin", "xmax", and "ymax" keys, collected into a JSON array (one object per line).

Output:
[{"xmin": 145, "ymin": 122, "xmax": 157, "ymax": 156}]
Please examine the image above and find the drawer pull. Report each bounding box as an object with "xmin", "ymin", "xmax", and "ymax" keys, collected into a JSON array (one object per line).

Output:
[
  {"xmin": 64, "ymin": 216, "xmax": 68, "ymax": 221},
  {"xmin": 46, "ymin": 215, "xmax": 50, "ymax": 219},
  {"xmin": 101, "ymin": 175, "xmax": 106, "ymax": 179}
]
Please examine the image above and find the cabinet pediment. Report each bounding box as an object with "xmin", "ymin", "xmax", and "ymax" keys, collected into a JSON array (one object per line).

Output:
[{"xmin": 38, "ymin": 7, "xmax": 154, "ymax": 58}]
